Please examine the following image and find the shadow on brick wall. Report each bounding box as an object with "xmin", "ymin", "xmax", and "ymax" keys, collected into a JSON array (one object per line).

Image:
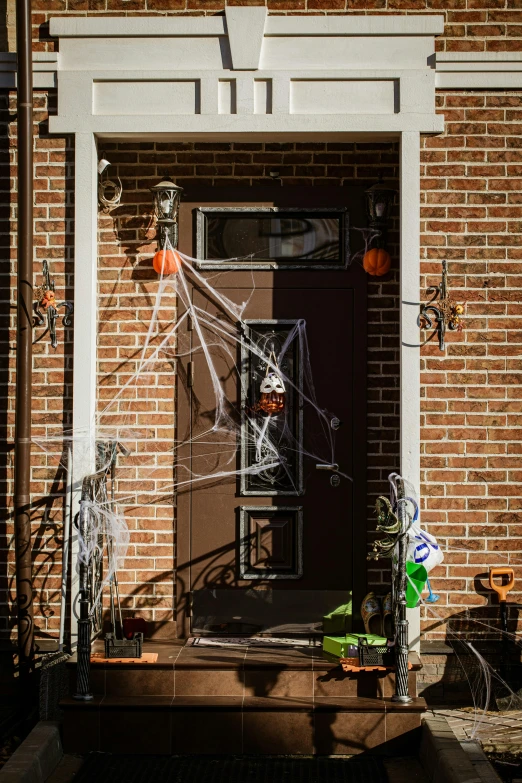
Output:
[{"xmin": 27, "ymin": 98, "xmax": 76, "ymax": 646}]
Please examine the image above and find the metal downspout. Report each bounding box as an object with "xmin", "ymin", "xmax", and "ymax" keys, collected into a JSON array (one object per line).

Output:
[{"xmin": 14, "ymin": 0, "xmax": 34, "ymax": 679}]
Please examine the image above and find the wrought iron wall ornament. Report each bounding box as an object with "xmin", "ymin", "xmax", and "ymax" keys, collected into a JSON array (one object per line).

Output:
[
  {"xmin": 418, "ymin": 260, "xmax": 464, "ymax": 351},
  {"xmin": 33, "ymin": 260, "xmax": 74, "ymax": 349}
]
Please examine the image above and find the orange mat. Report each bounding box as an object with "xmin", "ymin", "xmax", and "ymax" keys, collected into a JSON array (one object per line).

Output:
[
  {"xmin": 340, "ymin": 657, "xmax": 413, "ymax": 673},
  {"xmin": 90, "ymin": 652, "xmax": 159, "ymax": 664}
]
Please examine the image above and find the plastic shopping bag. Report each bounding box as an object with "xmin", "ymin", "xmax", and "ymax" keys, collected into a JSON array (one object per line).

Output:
[{"xmin": 407, "ymin": 525, "xmax": 443, "ymax": 573}]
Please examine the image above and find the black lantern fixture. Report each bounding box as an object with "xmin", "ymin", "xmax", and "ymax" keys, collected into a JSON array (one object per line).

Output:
[
  {"xmin": 150, "ymin": 175, "xmax": 184, "ymax": 249},
  {"xmin": 364, "ymin": 176, "xmax": 396, "ymax": 247}
]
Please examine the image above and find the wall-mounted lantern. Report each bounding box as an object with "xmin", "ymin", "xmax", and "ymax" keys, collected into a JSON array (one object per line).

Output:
[
  {"xmin": 362, "ymin": 176, "xmax": 396, "ymax": 276},
  {"xmin": 364, "ymin": 176, "xmax": 396, "ymax": 247},
  {"xmin": 150, "ymin": 176, "xmax": 184, "ymax": 249}
]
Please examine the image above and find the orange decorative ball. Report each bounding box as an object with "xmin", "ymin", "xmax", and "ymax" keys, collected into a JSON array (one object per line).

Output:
[
  {"xmin": 362, "ymin": 248, "xmax": 392, "ymax": 277},
  {"xmin": 153, "ymin": 248, "xmax": 182, "ymax": 276}
]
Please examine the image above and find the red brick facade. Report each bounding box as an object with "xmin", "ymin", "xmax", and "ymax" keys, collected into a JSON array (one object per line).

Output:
[
  {"xmin": 1, "ymin": 3, "xmax": 521, "ymax": 647},
  {"xmin": 421, "ymin": 91, "xmax": 522, "ymax": 639}
]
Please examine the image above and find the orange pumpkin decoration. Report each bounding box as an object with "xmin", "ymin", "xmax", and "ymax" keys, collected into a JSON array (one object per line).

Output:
[
  {"xmin": 362, "ymin": 247, "xmax": 392, "ymax": 277},
  {"xmin": 40, "ymin": 289, "xmax": 56, "ymax": 309},
  {"xmin": 153, "ymin": 248, "xmax": 182, "ymax": 276}
]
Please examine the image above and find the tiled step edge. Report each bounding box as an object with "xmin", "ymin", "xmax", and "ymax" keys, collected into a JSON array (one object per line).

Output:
[
  {"xmin": 0, "ymin": 721, "xmax": 62, "ymax": 783},
  {"xmin": 420, "ymin": 713, "xmax": 500, "ymax": 783},
  {"xmin": 60, "ymin": 695, "xmax": 427, "ymax": 712}
]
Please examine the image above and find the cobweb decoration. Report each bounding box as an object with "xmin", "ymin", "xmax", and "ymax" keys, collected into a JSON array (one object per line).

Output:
[
  {"xmin": 36, "ymin": 242, "xmax": 350, "ymax": 620},
  {"xmin": 89, "ymin": 245, "xmax": 349, "ymax": 504},
  {"xmin": 77, "ymin": 498, "xmax": 129, "ymax": 620},
  {"xmin": 36, "ymin": 240, "xmax": 522, "ymax": 728}
]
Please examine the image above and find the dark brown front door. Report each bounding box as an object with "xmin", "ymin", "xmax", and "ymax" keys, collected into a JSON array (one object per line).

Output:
[{"xmin": 176, "ymin": 187, "xmax": 367, "ymax": 637}]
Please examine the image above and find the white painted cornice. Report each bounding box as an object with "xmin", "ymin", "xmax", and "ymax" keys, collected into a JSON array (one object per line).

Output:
[
  {"xmin": 0, "ymin": 52, "xmax": 57, "ymax": 88},
  {"xmin": 264, "ymin": 15, "xmax": 444, "ymax": 36},
  {"xmin": 41, "ymin": 11, "xmax": 446, "ymax": 136},
  {"xmin": 49, "ymin": 14, "xmax": 444, "ymax": 38},
  {"xmin": 435, "ymin": 52, "xmax": 522, "ymax": 89},
  {"xmin": 49, "ymin": 17, "xmax": 227, "ymax": 38}
]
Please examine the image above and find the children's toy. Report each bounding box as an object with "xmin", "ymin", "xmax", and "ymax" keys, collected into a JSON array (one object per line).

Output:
[{"xmin": 322, "ymin": 633, "xmax": 387, "ymax": 660}]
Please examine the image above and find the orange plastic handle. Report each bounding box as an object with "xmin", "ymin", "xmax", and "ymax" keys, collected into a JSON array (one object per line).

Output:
[{"xmin": 489, "ymin": 567, "xmax": 515, "ymax": 602}]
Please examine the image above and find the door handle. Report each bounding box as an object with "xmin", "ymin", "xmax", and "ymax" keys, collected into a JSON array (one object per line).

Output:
[{"xmin": 316, "ymin": 463, "xmax": 339, "ymax": 472}]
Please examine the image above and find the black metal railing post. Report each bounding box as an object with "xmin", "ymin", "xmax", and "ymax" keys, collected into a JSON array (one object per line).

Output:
[
  {"xmin": 73, "ymin": 481, "xmax": 93, "ymax": 701},
  {"xmin": 393, "ymin": 477, "xmax": 412, "ymax": 703}
]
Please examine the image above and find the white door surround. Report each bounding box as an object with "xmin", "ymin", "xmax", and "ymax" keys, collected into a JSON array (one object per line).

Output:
[{"xmin": 50, "ymin": 9, "xmax": 444, "ymax": 646}]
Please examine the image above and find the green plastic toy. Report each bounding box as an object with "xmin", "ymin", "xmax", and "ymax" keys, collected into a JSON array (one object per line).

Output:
[
  {"xmin": 323, "ymin": 633, "xmax": 387, "ymax": 660},
  {"xmin": 405, "ymin": 561, "xmax": 428, "ymax": 608}
]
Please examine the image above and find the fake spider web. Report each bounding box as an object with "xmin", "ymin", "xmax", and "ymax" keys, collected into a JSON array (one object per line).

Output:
[
  {"xmin": 35, "ymin": 235, "xmax": 522, "ymax": 728},
  {"xmin": 38, "ymin": 239, "xmax": 359, "ymax": 627},
  {"xmin": 98, "ymin": 246, "xmax": 348, "ymax": 498}
]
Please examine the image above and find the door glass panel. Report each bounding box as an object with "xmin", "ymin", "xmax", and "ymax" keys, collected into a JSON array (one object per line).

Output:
[
  {"xmin": 196, "ymin": 207, "xmax": 348, "ymax": 269},
  {"xmin": 241, "ymin": 321, "xmax": 303, "ymax": 496}
]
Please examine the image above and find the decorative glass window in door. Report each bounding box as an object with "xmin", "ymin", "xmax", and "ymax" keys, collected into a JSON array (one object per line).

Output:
[
  {"xmin": 241, "ymin": 321, "xmax": 303, "ymax": 496},
  {"xmin": 196, "ymin": 207, "xmax": 348, "ymax": 270}
]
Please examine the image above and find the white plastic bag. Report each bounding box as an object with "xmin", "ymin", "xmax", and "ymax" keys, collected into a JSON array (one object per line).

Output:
[{"xmin": 407, "ymin": 525, "xmax": 443, "ymax": 573}]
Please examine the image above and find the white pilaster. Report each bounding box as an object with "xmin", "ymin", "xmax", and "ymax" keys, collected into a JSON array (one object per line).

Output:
[
  {"xmin": 70, "ymin": 132, "xmax": 98, "ymax": 646},
  {"xmin": 400, "ymin": 131, "xmax": 421, "ymax": 652}
]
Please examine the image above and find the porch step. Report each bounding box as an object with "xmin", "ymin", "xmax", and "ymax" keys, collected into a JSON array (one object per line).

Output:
[
  {"xmin": 62, "ymin": 641, "xmax": 425, "ymax": 756},
  {"xmin": 60, "ymin": 694, "xmax": 426, "ymax": 756}
]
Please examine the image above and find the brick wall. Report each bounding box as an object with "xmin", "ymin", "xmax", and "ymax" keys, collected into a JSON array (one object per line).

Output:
[
  {"xmin": 420, "ymin": 91, "xmax": 522, "ymax": 641},
  {"xmin": 1, "ymin": 2, "xmax": 521, "ymax": 651},
  {"xmin": 0, "ymin": 89, "xmax": 74, "ymax": 641}
]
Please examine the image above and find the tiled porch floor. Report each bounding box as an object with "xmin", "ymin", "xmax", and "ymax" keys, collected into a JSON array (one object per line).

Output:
[
  {"xmin": 439, "ymin": 707, "xmax": 522, "ymax": 751},
  {"xmin": 74, "ymin": 638, "xmax": 421, "ymax": 700},
  {"xmin": 62, "ymin": 639, "xmax": 426, "ymax": 756}
]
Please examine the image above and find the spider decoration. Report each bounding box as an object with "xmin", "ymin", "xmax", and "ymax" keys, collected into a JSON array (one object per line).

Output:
[
  {"xmin": 33, "ymin": 260, "xmax": 74, "ymax": 349},
  {"xmin": 418, "ymin": 260, "xmax": 464, "ymax": 351}
]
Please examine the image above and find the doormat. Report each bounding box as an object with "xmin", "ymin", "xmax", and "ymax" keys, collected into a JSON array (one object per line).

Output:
[
  {"xmin": 188, "ymin": 636, "xmax": 322, "ymax": 649},
  {"xmin": 74, "ymin": 753, "xmax": 388, "ymax": 783}
]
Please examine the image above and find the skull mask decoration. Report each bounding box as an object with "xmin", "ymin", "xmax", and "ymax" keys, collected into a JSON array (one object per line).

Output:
[
  {"xmin": 258, "ymin": 369, "xmax": 286, "ymax": 415},
  {"xmin": 260, "ymin": 372, "xmax": 285, "ymax": 395}
]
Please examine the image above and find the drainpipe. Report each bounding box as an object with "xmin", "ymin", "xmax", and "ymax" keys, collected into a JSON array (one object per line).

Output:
[{"xmin": 14, "ymin": 0, "xmax": 34, "ymax": 679}]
